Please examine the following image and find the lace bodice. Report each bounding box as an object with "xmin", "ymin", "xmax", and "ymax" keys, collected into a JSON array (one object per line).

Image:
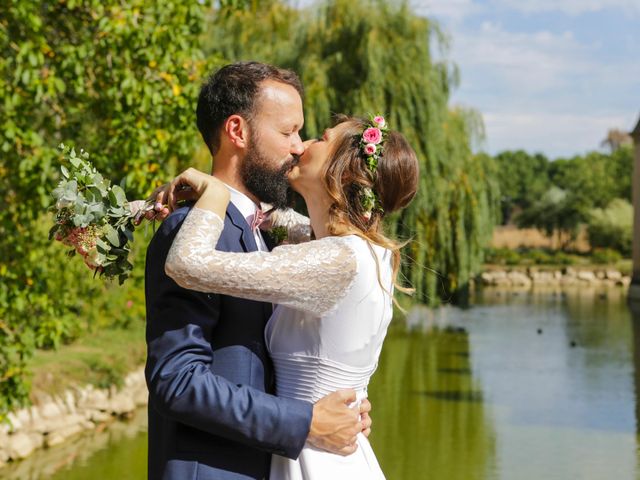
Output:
[{"xmin": 165, "ymin": 207, "xmax": 358, "ymax": 317}]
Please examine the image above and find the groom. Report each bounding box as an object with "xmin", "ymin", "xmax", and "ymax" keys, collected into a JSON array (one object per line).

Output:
[{"xmin": 145, "ymin": 62, "xmax": 369, "ymax": 479}]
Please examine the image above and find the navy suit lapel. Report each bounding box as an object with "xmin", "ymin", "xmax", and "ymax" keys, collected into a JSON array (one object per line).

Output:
[
  {"xmin": 225, "ymin": 202, "xmax": 258, "ymax": 253},
  {"xmin": 224, "ymin": 202, "xmax": 273, "ymax": 321}
]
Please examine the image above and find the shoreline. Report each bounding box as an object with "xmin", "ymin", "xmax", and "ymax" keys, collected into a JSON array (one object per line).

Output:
[
  {"xmin": 475, "ymin": 266, "xmax": 631, "ymax": 289},
  {"xmin": 0, "ymin": 368, "xmax": 147, "ymax": 468}
]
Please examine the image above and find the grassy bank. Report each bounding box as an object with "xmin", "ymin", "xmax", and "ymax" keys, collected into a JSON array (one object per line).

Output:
[
  {"xmin": 484, "ymin": 247, "xmax": 632, "ymax": 274},
  {"xmin": 27, "ymin": 321, "xmax": 146, "ymax": 402}
]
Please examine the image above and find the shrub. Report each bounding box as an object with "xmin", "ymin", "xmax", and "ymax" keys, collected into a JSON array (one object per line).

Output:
[
  {"xmin": 528, "ymin": 249, "xmax": 553, "ymax": 265},
  {"xmin": 587, "ymin": 199, "xmax": 633, "ymax": 256},
  {"xmin": 591, "ymin": 248, "xmax": 623, "ymax": 265},
  {"xmin": 552, "ymin": 251, "xmax": 580, "ymax": 265},
  {"xmin": 485, "ymin": 248, "xmax": 521, "ymax": 265}
]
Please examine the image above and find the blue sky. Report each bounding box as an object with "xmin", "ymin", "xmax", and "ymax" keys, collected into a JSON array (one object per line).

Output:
[{"xmin": 412, "ymin": 0, "xmax": 640, "ymax": 158}]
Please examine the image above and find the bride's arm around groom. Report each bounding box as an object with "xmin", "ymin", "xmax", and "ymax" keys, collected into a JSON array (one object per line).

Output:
[{"xmin": 145, "ymin": 204, "xmax": 363, "ymax": 479}]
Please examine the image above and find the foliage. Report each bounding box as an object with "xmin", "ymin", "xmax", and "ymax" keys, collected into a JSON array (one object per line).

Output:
[
  {"xmin": 0, "ymin": 0, "xmax": 216, "ymax": 416},
  {"xmin": 491, "ymin": 144, "xmax": 632, "ymax": 249},
  {"xmin": 587, "ymin": 199, "xmax": 633, "ymax": 256},
  {"xmin": 484, "ymin": 247, "xmax": 581, "ymax": 266},
  {"xmin": 492, "ymin": 150, "xmax": 550, "ymax": 223},
  {"xmin": 515, "ymin": 187, "xmax": 591, "ymax": 250},
  {"xmin": 548, "ymin": 147, "xmax": 633, "ymax": 209},
  {"xmin": 29, "ymin": 317, "xmax": 146, "ymax": 397},
  {"xmin": 208, "ymin": 0, "xmax": 501, "ymax": 304},
  {"xmin": 591, "ymin": 248, "xmax": 623, "ymax": 265}
]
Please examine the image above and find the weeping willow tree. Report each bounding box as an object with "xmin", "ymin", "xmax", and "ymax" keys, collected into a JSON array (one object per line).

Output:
[{"xmin": 207, "ymin": 0, "xmax": 500, "ymax": 304}]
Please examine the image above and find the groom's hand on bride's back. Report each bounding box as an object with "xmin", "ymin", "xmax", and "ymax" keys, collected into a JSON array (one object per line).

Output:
[
  {"xmin": 360, "ymin": 398, "xmax": 372, "ymax": 438},
  {"xmin": 307, "ymin": 389, "xmax": 372, "ymax": 456}
]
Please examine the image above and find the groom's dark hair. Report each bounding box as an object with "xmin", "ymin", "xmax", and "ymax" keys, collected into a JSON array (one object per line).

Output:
[{"xmin": 196, "ymin": 61, "xmax": 304, "ymax": 155}]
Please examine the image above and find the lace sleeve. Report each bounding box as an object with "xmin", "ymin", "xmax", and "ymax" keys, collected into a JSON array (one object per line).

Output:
[{"xmin": 165, "ymin": 207, "xmax": 358, "ymax": 317}]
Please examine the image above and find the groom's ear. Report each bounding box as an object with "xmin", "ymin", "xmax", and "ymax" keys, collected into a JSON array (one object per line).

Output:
[{"xmin": 224, "ymin": 115, "xmax": 249, "ymax": 149}]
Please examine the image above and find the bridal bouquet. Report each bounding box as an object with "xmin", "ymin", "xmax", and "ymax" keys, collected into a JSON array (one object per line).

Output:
[{"xmin": 49, "ymin": 144, "xmax": 153, "ymax": 284}]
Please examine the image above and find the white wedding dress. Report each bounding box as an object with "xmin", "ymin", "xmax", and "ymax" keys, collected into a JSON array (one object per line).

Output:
[{"xmin": 165, "ymin": 207, "xmax": 391, "ymax": 479}]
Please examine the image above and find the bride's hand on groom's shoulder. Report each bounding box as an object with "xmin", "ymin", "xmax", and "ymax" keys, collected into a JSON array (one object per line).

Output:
[{"xmin": 138, "ymin": 168, "xmax": 225, "ymax": 223}]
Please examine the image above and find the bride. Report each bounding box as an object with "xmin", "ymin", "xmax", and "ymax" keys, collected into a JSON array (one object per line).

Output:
[{"xmin": 162, "ymin": 115, "xmax": 418, "ymax": 479}]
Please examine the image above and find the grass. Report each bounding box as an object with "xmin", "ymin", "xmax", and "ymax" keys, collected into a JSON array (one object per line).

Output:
[{"xmin": 27, "ymin": 320, "xmax": 146, "ymax": 401}]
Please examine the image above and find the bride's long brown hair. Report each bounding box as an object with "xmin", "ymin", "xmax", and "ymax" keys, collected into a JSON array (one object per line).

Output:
[{"xmin": 321, "ymin": 116, "xmax": 419, "ymax": 297}]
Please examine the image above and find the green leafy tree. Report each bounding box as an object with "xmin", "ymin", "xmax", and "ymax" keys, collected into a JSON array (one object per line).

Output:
[
  {"xmin": 515, "ymin": 186, "xmax": 590, "ymax": 250},
  {"xmin": 0, "ymin": 0, "xmax": 217, "ymax": 415},
  {"xmin": 493, "ymin": 150, "xmax": 550, "ymax": 223},
  {"xmin": 548, "ymin": 150, "xmax": 628, "ymax": 209},
  {"xmin": 208, "ymin": 0, "xmax": 500, "ymax": 304}
]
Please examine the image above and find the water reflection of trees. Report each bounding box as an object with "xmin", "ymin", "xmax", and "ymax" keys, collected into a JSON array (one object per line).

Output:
[
  {"xmin": 478, "ymin": 286, "xmax": 632, "ymax": 355},
  {"xmin": 369, "ymin": 314, "xmax": 497, "ymax": 480}
]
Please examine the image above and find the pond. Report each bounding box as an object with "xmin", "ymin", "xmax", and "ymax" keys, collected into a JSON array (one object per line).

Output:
[{"xmin": 3, "ymin": 287, "xmax": 639, "ymax": 479}]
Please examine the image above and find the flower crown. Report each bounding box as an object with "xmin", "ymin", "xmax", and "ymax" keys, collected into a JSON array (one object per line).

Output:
[{"xmin": 359, "ymin": 115, "xmax": 388, "ymax": 220}]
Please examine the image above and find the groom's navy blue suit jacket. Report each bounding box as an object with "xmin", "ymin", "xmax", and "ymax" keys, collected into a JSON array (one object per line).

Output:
[{"xmin": 145, "ymin": 203, "xmax": 313, "ymax": 480}]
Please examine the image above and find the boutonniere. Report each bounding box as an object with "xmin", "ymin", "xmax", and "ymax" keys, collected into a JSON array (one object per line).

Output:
[
  {"xmin": 259, "ymin": 206, "xmax": 312, "ymax": 246},
  {"xmin": 269, "ymin": 225, "xmax": 289, "ymax": 246}
]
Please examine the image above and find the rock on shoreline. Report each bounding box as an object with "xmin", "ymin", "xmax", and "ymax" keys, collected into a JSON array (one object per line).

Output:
[
  {"xmin": 477, "ymin": 267, "xmax": 631, "ymax": 288},
  {"xmin": 0, "ymin": 368, "xmax": 147, "ymax": 466}
]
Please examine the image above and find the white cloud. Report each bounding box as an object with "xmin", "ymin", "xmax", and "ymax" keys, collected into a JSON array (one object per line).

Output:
[
  {"xmin": 480, "ymin": 111, "xmax": 637, "ymax": 157},
  {"xmin": 411, "ymin": 0, "xmax": 481, "ymax": 22},
  {"xmin": 452, "ymin": 22, "xmax": 592, "ymax": 93},
  {"xmin": 493, "ymin": 0, "xmax": 640, "ymax": 16},
  {"xmin": 443, "ymin": 21, "xmax": 640, "ymax": 156}
]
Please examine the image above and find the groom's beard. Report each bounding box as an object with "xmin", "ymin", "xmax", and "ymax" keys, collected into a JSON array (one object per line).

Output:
[{"xmin": 241, "ymin": 141, "xmax": 297, "ymax": 209}]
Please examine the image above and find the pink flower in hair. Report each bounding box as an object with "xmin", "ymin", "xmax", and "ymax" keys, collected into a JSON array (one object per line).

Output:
[
  {"xmin": 373, "ymin": 116, "xmax": 386, "ymax": 128},
  {"xmin": 364, "ymin": 143, "xmax": 377, "ymax": 155},
  {"xmin": 362, "ymin": 127, "xmax": 382, "ymax": 145}
]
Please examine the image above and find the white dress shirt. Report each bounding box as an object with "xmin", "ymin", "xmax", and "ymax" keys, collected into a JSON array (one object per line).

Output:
[{"xmin": 224, "ymin": 183, "xmax": 268, "ymax": 252}]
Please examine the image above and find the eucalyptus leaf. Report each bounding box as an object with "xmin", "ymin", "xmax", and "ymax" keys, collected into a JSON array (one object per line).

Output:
[
  {"xmin": 87, "ymin": 202, "xmax": 105, "ymax": 215},
  {"xmin": 110, "ymin": 185, "xmax": 127, "ymax": 206},
  {"xmin": 61, "ymin": 165, "xmax": 69, "ymax": 179},
  {"xmin": 103, "ymin": 224, "xmax": 121, "ymax": 246},
  {"xmin": 64, "ymin": 180, "xmax": 78, "ymax": 194},
  {"xmin": 91, "ymin": 173, "xmax": 105, "ymax": 188},
  {"xmin": 86, "ymin": 187, "xmax": 103, "ymax": 203},
  {"xmin": 95, "ymin": 237, "xmax": 109, "ymax": 250},
  {"xmin": 108, "ymin": 206, "xmax": 126, "ymax": 216},
  {"xmin": 51, "ymin": 186, "xmax": 64, "ymax": 200},
  {"xmin": 73, "ymin": 214, "xmax": 92, "ymax": 227}
]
